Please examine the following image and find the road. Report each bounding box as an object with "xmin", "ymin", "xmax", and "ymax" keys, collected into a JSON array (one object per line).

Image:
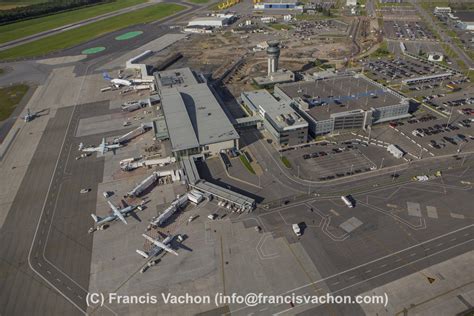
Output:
[{"xmin": 409, "ymin": 0, "xmax": 473, "ymax": 69}]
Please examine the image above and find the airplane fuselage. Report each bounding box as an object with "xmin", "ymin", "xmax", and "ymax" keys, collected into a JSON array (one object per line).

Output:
[{"xmin": 94, "ymin": 205, "xmax": 135, "ymax": 226}]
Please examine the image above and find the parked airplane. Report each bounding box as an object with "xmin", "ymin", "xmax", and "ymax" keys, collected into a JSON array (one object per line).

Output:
[
  {"xmin": 78, "ymin": 138, "xmax": 121, "ymax": 155},
  {"xmin": 103, "ymin": 72, "xmax": 133, "ymax": 87},
  {"xmin": 136, "ymin": 234, "xmax": 178, "ymax": 258},
  {"xmin": 23, "ymin": 109, "xmax": 35, "ymax": 122},
  {"xmin": 91, "ymin": 200, "xmax": 142, "ymax": 227}
]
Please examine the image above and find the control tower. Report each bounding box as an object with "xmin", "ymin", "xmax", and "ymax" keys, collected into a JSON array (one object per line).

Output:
[{"xmin": 266, "ymin": 41, "xmax": 280, "ymax": 76}]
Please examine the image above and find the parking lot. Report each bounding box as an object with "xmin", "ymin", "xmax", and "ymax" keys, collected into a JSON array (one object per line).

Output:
[
  {"xmin": 362, "ymin": 57, "xmax": 458, "ymax": 85},
  {"xmin": 290, "ymin": 19, "xmax": 348, "ymax": 38},
  {"xmin": 383, "ymin": 21, "xmax": 436, "ymax": 41},
  {"xmin": 383, "ymin": 110, "xmax": 474, "ymax": 157},
  {"xmin": 282, "ymin": 143, "xmax": 381, "ymax": 181}
]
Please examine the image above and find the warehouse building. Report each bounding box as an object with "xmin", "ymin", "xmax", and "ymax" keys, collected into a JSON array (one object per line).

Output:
[
  {"xmin": 241, "ymin": 90, "xmax": 308, "ymax": 146},
  {"xmin": 254, "ymin": 0, "xmax": 303, "ymax": 11},
  {"xmin": 187, "ymin": 14, "xmax": 236, "ymax": 28},
  {"xmin": 274, "ymin": 73, "xmax": 410, "ymax": 136},
  {"xmin": 155, "ymin": 68, "xmax": 239, "ymax": 157},
  {"xmin": 452, "ymin": 11, "xmax": 474, "ymax": 31}
]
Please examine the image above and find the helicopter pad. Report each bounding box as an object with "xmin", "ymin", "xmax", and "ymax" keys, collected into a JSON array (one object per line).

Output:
[
  {"xmin": 81, "ymin": 47, "xmax": 106, "ymax": 54},
  {"xmin": 115, "ymin": 31, "xmax": 143, "ymax": 41}
]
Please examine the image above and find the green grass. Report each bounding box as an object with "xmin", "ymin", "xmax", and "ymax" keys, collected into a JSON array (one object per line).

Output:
[
  {"xmin": 280, "ymin": 156, "xmax": 292, "ymax": 168},
  {"xmin": 0, "ymin": 3, "xmax": 185, "ymax": 60},
  {"xmin": 269, "ymin": 23, "xmax": 293, "ymax": 30},
  {"xmin": 0, "ymin": 84, "xmax": 29, "ymax": 121},
  {"xmin": 239, "ymin": 154, "xmax": 255, "ymax": 174},
  {"xmin": 187, "ymin": 0, "xmax": 210, "ymax": 3},
  {"xmin": 369, "ymin": 41, "xmax": 391, "ymax": 59},
  {"xmin": 0, "ymin": 0, "xmax": 147, "ymax": 45},
  {"xmin": 0, "ymin": 68, "xmax": 4, "ymax": 75}
]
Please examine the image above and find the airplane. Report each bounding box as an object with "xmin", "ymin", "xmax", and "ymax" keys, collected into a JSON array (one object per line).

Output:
[
  {"xmin": 91, "ymin": 200, "xmax": 142, "ymax": 227},
  {"xmin": 23, "ymin": 109, "xmax": 35, "ymax": 122},
  {"xmin": 103, "ymin": 72, "xmax": 133, "ymax": 88},
  {"xmin": 136, "ymin": 234, "xmax": 179, "ymax": 259},
  {"xmin": 78, "ymin": 138, "xmax": 121, "ymax": 155}
]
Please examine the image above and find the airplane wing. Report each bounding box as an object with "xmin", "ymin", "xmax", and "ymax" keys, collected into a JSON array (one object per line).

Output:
[
  {"xmin": 99, "ymin": 138, "xmax": 106, "ymax": 155},
  {"xmin": 142, "ymin": 234, "xmax": 178, "ymax": 256},
  {"xmin": 108, "ymin": 200, "xmax": 127, "ymax": 224}
]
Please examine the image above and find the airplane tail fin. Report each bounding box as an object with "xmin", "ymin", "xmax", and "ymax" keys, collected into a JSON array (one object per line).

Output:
[
  {"xmin": 136, "ymin": 249, "xmax": 149, "ymax": 259},
  {"xmin": 91, "ymin": 214, "xmax": 101, "ymax": 223},
  {"xmin": 78, "ymin": 143, "xmax": 84, "ymax": 151},
  {"xmin": 102, "ymin": 72, "xmax": 112, "ymax": 81}
]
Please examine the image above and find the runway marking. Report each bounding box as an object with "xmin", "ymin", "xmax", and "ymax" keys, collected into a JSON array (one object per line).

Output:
[
  {"xmin": 230, "ymin": 225, "xmax": 473, "ymax": 316},
  {"xmin": 365, "ymin": 270, "xmax": 372, "ymax": 273},
  {"xmin": 426, "ymin": 206, "xmax": 438, "ymax": 219},
  {"xmin": 436, "ymin": 243, "xmax": 444, "ymax": 247},
  {"xmin": 395, "ymin": 258, "xmax": 402, "ymax": 262},
  {"xmin": 410, "ymin": 253, "xmax": 417, "ymax": 257},
  {"xmin": 425, "ymin": 247, "xmax": 431, "ymax": 251},
  {"xmin": 37, "ymin": 262, "xmax": 41, "ymax": 267},
  {"xmin": 450, "ymin": 238, "xmax": 457, "ymax": 242},
  {"xmin": 331, "ymin": 281, "xmax": 340, "ymax": 286},
  {"xmin": 348, "ymin": 275, "xmax": 356, "ymax": 280},
  {"xmin": 380, "ymin": 264, "xmax": 387, "ymax": 268},
  {"xmin": 271, "ymin": 239, "xmax": 473, "ymax": 316}
]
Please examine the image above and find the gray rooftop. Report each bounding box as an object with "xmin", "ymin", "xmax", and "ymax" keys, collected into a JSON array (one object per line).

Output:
[
  {"xmin": 161, "ymin": 83, "xmax": 239, "ymax": 152},
  {"xmin": 453, "ymin": 11, "xmax": 474, "ymax": 22},
  {"xmin": 154, "ymin": 67, "xmax": 198, "ymax": 90},
  {"xmin": 242, "ymin": 90, "xmax": 308, "ymax": 131},
  {"xmin": 276, "ymin": 74, "xmax": 406, "ymax": 121}
]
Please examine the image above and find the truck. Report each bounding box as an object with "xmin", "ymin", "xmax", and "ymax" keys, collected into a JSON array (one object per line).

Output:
[
  {"xmin": 292, "ymin": 224, "xmax": 301, "ymax": 236},
  {"xmin": 187, "ymin": 190, "xmax": 203, "ymax": 204},
  {"xmin": 341, "ymin": 195, "xmax": 354, "ymax": 208}
]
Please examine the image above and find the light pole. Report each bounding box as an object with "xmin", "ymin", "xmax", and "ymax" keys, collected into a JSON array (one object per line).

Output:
[{"xmin": 379, "ymin": 157, "xmax": 384, "ymax": 169}]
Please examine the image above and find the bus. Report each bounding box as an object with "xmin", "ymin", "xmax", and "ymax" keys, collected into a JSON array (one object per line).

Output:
[{"xmin": 341, "ymin": 195, "xmax": 354, "ymax": 208}]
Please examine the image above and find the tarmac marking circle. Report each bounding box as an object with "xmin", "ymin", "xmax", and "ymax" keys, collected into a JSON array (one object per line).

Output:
[
  {"xmin": 115, "ymin": 31, "xmax": 143, "ymax": 41},
  {"xmin": 81, "ymin": 47, "xmax": 106, "ymax": 54}
]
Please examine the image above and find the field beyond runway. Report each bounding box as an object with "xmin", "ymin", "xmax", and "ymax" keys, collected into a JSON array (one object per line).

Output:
[
  {"xmin": 0, "ymin": 3, "xmax": 186, "ymax": 61},
  {"xmin": 0, "ymin": 0, "xmax": 147, "ymax": 45}
]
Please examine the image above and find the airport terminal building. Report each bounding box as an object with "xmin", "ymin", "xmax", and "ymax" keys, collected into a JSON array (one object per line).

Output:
[
  {"xmin": 273, "ymin": 73, "xmax": 410, "ymax": 136},
  {"xmin": 155, "ymin": 68, "xmax": 239, "ymax": 157},
  {"xmin": 241, "ymin": 89, "xmax": 308, "ymax": 146}
]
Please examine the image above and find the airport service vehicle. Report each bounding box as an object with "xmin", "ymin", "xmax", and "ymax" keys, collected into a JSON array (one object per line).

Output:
[
  {"xmin": 208, "ymin": 214, "xmax": 218, "ymax": 220},
  {"xmin": 188, "ymin": 215, "xmax": 198, "ymax": 223},
  {"xmin": 292, "ymin": 224, "xmax": 301, "ymax": 236},
  {"xmin": 121, "ymin": 101, "xmax": 147, "ymax": 112},
  {"xmin": 80, "ymin": 188, "xmax": 91, "ymax": 194},
  {"xmin": 341, "ymin": 195, "xmax": 354, "ymax": 208}
]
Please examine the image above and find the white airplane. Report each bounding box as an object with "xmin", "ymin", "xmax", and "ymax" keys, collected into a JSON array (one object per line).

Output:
[
  {"xmin": 23, "ymin": 109, "xmax": 35, "ymax": 122},
  {"xmin": 136, "ymin": 234, "xmax": 178, "ymax": 258},
  {"xmin": 91, "ymin": 200, "xmax": 142, "ymax": 227},
  {"xmin": 78, "ymin": 138, "xmax": 121, "ymax": 155},
  {"xmin": 103, "ymin": 72, "xmax": 133, "ymax": 88}
]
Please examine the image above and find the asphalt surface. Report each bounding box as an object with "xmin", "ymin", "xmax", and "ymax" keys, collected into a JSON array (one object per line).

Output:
[{"xmin": 0, "ymin": 106, "xmax": 82, "ymax": 315}]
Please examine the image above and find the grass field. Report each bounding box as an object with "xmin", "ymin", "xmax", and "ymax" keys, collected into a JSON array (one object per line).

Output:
[
  {"xmin": 0, "ymin": 84, "xmax": 29, "ymax": 121},
  {"xmin": 239, "ymin": 154, "xmax": 255, "ymax": 174},
  {"xmin": 281, "ymin": 156, "xmax": 292, "ymax": 169},
  {"xmin": 0, "ymin": 3, "xmax": 185, "ymax": 60},
  {"xmin": 0, "ymin": 0, "xmax": 147, "ymax": 45}
]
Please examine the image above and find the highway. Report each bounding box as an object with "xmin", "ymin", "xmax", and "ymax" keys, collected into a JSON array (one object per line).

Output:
[{"xmin": 409, "ymin": 0, "xmax": 473, "ymax": 70}]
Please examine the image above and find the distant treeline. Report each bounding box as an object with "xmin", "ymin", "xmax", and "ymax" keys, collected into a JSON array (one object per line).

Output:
[{"xmin": 0, "ymin": 0, "xmax": 112, "ymax": 25}]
